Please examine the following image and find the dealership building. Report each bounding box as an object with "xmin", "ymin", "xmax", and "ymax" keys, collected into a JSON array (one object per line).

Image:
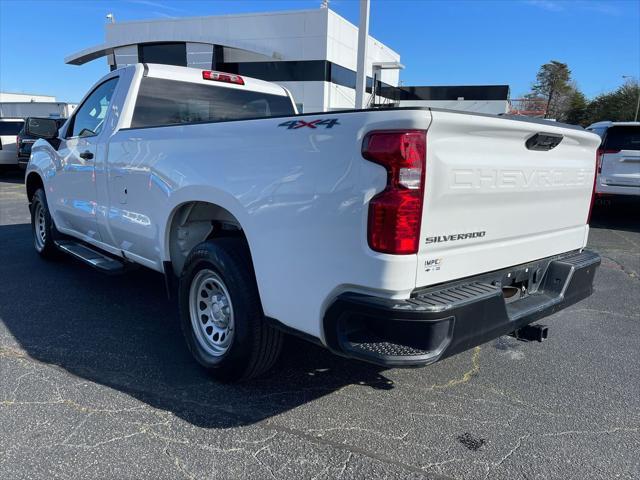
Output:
[{"xmin": 65, "ymin": 7, "xmax": 509, "ymax": 114}]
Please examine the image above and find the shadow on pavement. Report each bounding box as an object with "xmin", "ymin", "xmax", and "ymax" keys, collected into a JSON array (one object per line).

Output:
[
  {"xmin": 0, "ymin": 223, "xmax": 392, "ymax": 429},
  {"xmin": 590, "ymin": 196, "xmax": 640, "ymax": 233},
  {"xmin": 0, "ymin": 168, "xmax": 25, "ymax": 185}
]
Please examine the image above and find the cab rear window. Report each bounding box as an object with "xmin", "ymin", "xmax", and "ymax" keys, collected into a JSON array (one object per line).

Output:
[
  {"xmin": 604, "ymin": 126, "xmax": 640, "ymax": 151},
  {"xmin": 131, "ymin": 77, "xmax": 295, "ymax": 128}
]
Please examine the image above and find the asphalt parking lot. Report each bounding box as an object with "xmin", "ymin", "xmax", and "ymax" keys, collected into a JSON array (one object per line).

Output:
[{"xmin": 1, "ymin": 169, "xmax": 638, "ymax": 479}]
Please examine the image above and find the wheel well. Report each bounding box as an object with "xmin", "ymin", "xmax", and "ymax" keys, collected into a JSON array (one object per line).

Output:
[
  {"xmin": 168, "ymin": 201, "xmax": 246, "ymax": 276},
  {"xmin": 26, "ymin": 172, "xmax": 44, "ymax": 203}
]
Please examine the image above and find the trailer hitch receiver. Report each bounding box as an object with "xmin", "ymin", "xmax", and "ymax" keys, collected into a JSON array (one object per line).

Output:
[{"xmin": 510, "ymin": 324, "xmax": 549, "ymax": 342}]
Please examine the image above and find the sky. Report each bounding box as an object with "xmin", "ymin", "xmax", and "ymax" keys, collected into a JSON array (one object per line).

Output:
[{"xmin": 0, "ymin": 0, "xmax": 638, "ymax": 103}]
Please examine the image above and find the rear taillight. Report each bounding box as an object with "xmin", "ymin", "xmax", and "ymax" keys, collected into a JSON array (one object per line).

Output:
[
  {"xmin": 202, "ymin": 70, "xmax": 245, "ymax": 85},
  {"xmin": 363, "ymin": 130, "xmax": 426, "ymax": 254},
  {"xmin": 587, "ymin": 149, "xmax": 600, "ymax": 224},
  {"xmin": 16, "ymin": 135, "xmax": 20, "ymax": 145},
  {"xmin": 590, "ymin": 147, "xmax": 621, "ymax": 222}
]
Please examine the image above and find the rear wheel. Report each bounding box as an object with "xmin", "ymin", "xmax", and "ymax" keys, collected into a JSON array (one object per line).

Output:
[
  {"xmin": 178, "ymin": 237, "xmax": 283, "ymax": 381},
  {"xmin": 30, "ymin": 189, "xmax": 60, "ymax": 259},
  {"xmin": 189, "ymin": 269, "xmax": 235, "ymax": 358}
]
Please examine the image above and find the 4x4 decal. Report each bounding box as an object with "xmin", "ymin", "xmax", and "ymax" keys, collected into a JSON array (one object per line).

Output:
[{"xmin": 278, "ymin": 119, "xmax": 340, "ymax": 129}]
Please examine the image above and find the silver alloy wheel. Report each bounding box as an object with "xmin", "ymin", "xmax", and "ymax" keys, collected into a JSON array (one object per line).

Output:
[
  {"xmin": 189, "ymin": 269, "xmax": 235, "ymax": 357},
  {"xmin": 33, "ymin": 202, "xmax": 46, "ymax": 251}
]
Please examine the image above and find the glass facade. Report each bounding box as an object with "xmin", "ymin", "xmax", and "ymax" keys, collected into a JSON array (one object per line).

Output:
[
  {"xmin": 138, "ymin": 43, "xmax": 187, "ymax": 67},
  {"xmin": 219, "ymin": 60, "xmax": 392, "ymax": 95}
]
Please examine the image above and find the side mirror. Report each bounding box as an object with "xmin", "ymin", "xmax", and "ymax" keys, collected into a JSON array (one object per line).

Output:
[{"xmin": 25, "ymin": 117, "xmax": 59, "ymax": 140}]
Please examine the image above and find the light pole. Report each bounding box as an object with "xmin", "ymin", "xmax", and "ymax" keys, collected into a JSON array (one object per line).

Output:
[
  {"xmin": 355, "ymin": 0, "xmax": 370, "ymax": 109},
  {"xmin": 622, "ymin": 75, "xmax": 640, "ymax": 122}
]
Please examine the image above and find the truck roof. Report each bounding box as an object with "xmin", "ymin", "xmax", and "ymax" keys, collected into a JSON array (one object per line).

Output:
[{"xmin": 142, "ymin": 63, "xmax": 290, "ymax": 98}]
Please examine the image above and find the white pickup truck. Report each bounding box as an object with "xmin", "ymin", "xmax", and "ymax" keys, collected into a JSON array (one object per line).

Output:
[{"xmin": 25, "ymin": 64, "xmax": 601, "ymax": 381}]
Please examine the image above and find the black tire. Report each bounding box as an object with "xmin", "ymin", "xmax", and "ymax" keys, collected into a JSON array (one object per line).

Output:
[
  {"xmin": 178, "ymin": 237, "xmax": 283, "ymax": 382},
  {"xmin": 30, "ymin": 189, "xmax": 60, "ymax": 259}
]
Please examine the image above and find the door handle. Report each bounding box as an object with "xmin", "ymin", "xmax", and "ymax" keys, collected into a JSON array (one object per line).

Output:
[{"xmin": 79, "ymin": 150, "xmax": 94, "ymax": 160}]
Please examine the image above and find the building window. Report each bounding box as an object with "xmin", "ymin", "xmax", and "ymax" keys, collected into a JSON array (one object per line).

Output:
[
  {"xmin": 138, "ymin": 43, "xmax": 187, "ymax": 67},
  {"xmin": 329, "ymin": 63, "xmax": 356, "ymax": 90},
  {"xmin": 217, "ymin": 60, "xmax": 393, "ymax": 98},
  {"xmin": 218, "ymin": 60, "xmax": 329, "ymax": 83}
]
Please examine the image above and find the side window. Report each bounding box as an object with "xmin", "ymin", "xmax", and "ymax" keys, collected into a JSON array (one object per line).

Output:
[{"xmin": 69, "ymin": 78, "xmax": 119, "ymax": 138}]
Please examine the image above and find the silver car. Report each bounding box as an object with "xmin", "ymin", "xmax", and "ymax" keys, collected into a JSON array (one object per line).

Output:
[{"xmin": 587, "ymin": 121, "xmax": 640, "ymax": 197}]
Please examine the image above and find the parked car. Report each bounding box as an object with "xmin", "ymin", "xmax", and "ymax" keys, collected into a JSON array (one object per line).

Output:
[
  {"xmin": 17, "ymin": 118, "xmax": 67, "ymax": 169},
  {"xmin": 586, "ymin": 121, "xmax": 640, "ymax": 198},
  {"xmin": 0, "ymin": 118, "xmax": 25, "ymax": 171},
  {"xmin": 24, "ymin": 64, "xmax": 601, "ymax": 381}
]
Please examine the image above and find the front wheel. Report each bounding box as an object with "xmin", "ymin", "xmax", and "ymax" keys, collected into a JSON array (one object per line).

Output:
[
  {"xmin": 178, "ymin": 238, "xmax": 283, "ymax": 382},
  {"xmin": 30, "ymin": 189, "xmax": 60, "ymax": 259}
]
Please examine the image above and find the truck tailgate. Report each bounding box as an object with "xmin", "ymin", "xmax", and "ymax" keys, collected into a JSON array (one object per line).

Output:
[{"xmin": 416, "ymin": 110, "xmax": 601, "ymax": 288}]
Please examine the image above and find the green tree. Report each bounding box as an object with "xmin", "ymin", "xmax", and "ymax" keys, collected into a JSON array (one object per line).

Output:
[
  {"xmin": 585, "ymin": 81, "xmax": 640, "ymax": 124},
  {"xmin": 532, "ymin": 61, "xmax": 572, "ymax": 119},
  {"xmin": 564, "ymin": 89, "xmax": 589, "ymax": 126}
]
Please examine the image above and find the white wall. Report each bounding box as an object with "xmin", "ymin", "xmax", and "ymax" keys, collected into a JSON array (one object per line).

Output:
[
  {"xmin": 0, "ymin": 92, "xmax": 56, "ymax": 102},
  {"xmin": 326, "ymin": 9, "xmax": 401, "ymax": 86},
  {"xmin": 222, "ymin": 46, "xmax": 272, "ymax": 62},
  {"xmin": 113, "ymin": 45, "xmax": 138, "ymax": 68},
  {"xmin": 186, "ymin": 43, "xmax": 214, "ymax": 69},
  {"xmin": 280, "ymin": 81, "xmax": 382, "ymax": 113},
  {"xmin": 277, "ymin": 81, "xmax": 326, "ymax": 113},
  {"xmin": 0, "ymin": 102, "xmax": 76, "ymax": 118},
  {"xmin": 105, "ymin": 9, "xmax": 330, "ymax": 63},
  {"xmin": 327, "ymin": 83, "xmax": 359, "ymax": 110}
]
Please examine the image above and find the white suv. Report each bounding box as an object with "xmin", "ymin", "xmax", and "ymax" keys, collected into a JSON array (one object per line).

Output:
[
  {"xmin": 0, "ymin": 118, "xmax": 25, "ymax": 171},
  {"xmin": 586, "ymin": 121, "xmax": 640, "ymax": 197}
]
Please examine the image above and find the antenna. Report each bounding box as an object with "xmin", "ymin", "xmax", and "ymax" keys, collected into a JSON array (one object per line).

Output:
[{"xmin": 320, "ymin": 0, "xmax": 329, "ymax": 8}]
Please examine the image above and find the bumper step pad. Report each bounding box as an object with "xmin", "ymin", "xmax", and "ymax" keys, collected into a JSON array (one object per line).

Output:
[
  {"xmin": 409, "ymin": 282, "xmax": 500, "ymax": 311},
  {"xmin": 348, "ymin": 334, "xmax": 433, "ymax": 358},
  {"xmin": 323, "ymin": 250, "xmax": 600, "ymax": 367}
]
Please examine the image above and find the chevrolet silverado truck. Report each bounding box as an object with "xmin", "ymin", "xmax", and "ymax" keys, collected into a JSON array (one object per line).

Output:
[{"xmin": 24, "ymin": 64, "xmax": 601, "ymax": 381}]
